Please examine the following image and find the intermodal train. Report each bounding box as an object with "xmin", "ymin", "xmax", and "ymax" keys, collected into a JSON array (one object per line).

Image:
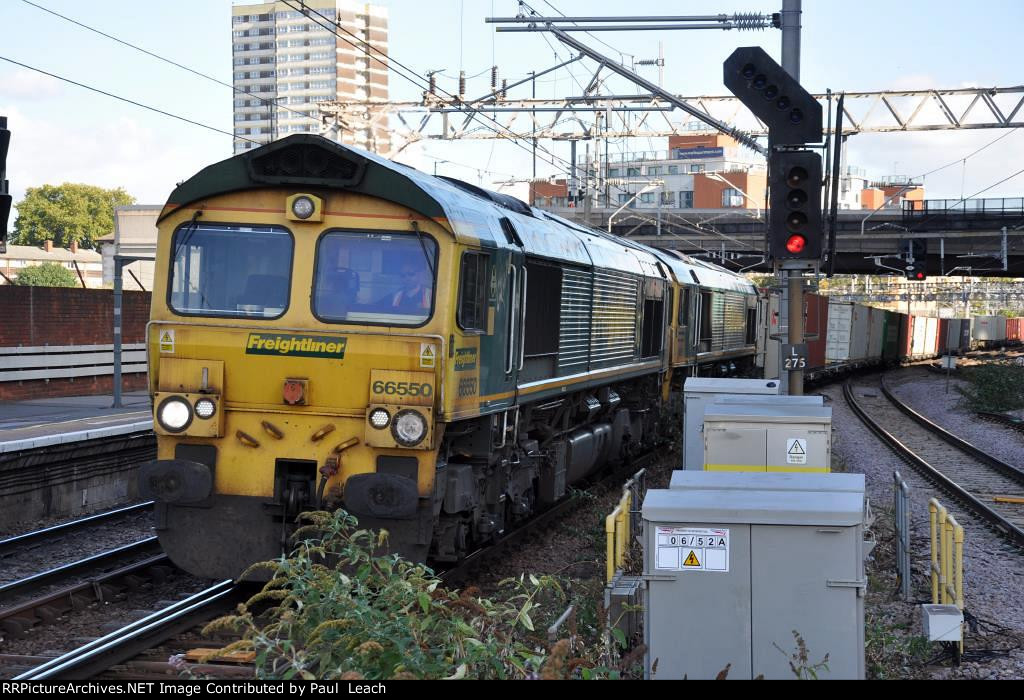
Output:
[
  {"xmin": 139, "ymin": 135, "xmax": 1022, "ymax": 580},
  {"xmin": 139, "ymin": 135, "xmax": 759, "ymax": 580}
]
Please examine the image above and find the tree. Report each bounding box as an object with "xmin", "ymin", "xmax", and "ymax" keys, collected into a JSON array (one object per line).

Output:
[
  {"xmin": 11, "ymin": 184, "xmax": 135, "ymax": 250},
  {"xmin": 13, "ymin": 262, "xmax": 79, "ymax": 287}
]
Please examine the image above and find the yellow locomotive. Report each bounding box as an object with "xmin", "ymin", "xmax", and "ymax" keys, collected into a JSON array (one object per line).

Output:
[{"xmin": 141, "ymin": 136, "xmax": 757, "ymax": 579}]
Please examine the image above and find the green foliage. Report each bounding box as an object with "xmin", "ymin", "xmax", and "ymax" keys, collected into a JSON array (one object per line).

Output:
[
  {"xmin": 864, "ymin": 620, "xmax": 930, "ymax": 680},
  {"xmin": 13, "ymin": 262, "xmax": 79, "ymax": 287},
  {"xmin": 205, "ymin": 510, "xmax": 587, "ymax": 680},
  {"xmin": 12, "ymin": 183, "xmax": 135, "ymax": 249},
  {"xmin": 957, "ymin": 362, "xmax": 1024, "ymax": 412},
  {"xmin": 774, "ymin": 630, "xmax": 829, "ymax": 680}
]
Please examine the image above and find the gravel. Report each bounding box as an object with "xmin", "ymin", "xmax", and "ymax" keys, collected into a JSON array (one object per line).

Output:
[
  {"xmin": 825, "ymin": 368, "xmax": 1024, "ymax": 680},
  {"xmin": 0, "ymin": 508, "xmax": 155, "ymax": 588}
]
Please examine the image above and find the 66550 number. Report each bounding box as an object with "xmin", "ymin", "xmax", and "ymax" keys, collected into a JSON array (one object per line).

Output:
[{"xmin": 372, "ymin": 381, "xmax": 433, "ymax": 398}]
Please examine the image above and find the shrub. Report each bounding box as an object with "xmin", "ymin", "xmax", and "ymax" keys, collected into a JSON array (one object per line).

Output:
[
  {"xmin": 957, "ymin": 362, "xmax": 1024, "ymax": 412},
  {"xmin": 203, "ymin": 511, "xmax": 582, "ymax": 680},
  {"xmin": 13, "ymin": 263, "xmax": 78, "ymax": 287}
]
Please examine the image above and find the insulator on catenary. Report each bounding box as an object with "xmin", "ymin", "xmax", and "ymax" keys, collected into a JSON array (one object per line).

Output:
[
  {"xmin": 491, "ymin": 65, "xmax": 498, "ymax": 90},
  {"xmin": 732, "ymin": 12, "xmax": 769, "ymax": 31},
  {"xmin": 428, "ymin": 73, "xmax": 436, "ymax": 96},
  {"xmin": 459, "ymin": 70, "xmax": 466, "ymax": 99},
  {"xmin": 501, "ymin": 79, "xmax": 508, "ymax": 100}
]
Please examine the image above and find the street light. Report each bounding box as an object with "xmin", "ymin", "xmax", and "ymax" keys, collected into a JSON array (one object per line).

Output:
[
  {"xmin": 706, "ymin": 172, "xmax": 762, "ymax": 219},
  {"xmin": 608, "ymin": 180, "xmax": 663, "ymax": 232}
]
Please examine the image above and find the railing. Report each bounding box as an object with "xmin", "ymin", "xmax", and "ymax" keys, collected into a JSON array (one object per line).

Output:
[
  {"xmin": 928, "ymin": 497, "xmax": 964, "ymax": 615},
  {"xmin": 893, "ymin": 471, "xmax": 912, "ymax": 601},
  {"xmin": 904, "ymin": 197, "xmax": 1024, "ymax": 218},
  {"xmin": 604, "ymin": 469, "xmax": 646, "ymax": 583},
  {"xmin": 0, "ymin": 343, "xmax": 146, "ymax": 382}
]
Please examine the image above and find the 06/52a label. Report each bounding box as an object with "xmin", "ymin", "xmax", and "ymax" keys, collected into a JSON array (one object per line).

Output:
[{"xmin": 655, "ymin": 527, "xmax": 729, "ymax": 573}]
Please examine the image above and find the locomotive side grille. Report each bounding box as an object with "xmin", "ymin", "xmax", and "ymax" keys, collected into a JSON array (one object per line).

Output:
[
  {"xmin": 722, "ymin": 292, "xmax": 749, "ymax": 350},
  {"xmin": 590, "ymin": 271, "xmax": 639, "ymax": 368},
  {"xmin": 559, "ymin": 268, "xmax": 592, "ymax": 370}
]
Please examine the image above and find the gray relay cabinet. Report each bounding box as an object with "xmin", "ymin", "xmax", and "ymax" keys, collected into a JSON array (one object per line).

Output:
[{"xmin": 643, "ymin": 472, "xmax": 866, "ymax": 680}]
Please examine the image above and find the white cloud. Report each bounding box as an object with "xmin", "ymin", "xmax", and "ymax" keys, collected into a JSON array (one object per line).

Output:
[
  {"xmin": 1, "ymin": 103, "xmax": 232, "ymax": 217},
  {"xmin": 0, "ymin": 69, "xmax": 65, "ymax": 101}
]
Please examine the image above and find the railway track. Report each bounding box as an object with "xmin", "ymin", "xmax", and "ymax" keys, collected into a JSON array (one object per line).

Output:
[
  {"xmin": 14, "ymin": 581, "xmax": 243, "ymax": 681},
  {"xmin": 844, "ymin": 375, "xmax": 1024, "ymax": 546},
  {"xmin": 0, "ymin": 501, "xmax": 154, "ymax": 558}
]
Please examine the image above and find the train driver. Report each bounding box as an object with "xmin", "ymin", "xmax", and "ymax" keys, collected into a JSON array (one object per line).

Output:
[{"xmin": 391, "ymin": 263, "xmax": 431, "ymax": 313}]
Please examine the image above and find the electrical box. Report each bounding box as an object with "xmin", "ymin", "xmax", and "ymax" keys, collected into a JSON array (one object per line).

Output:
[
  {"xmin": 682, "ymin": 378, "xmax": 782, "ymax": 471},
  {"xmin": 703, "ymin": 403, "xmax": 832, "ymax": 473},
  {"xmin": 643, "ymin": 472, "xmax": 867, "ymax": 680},
  {"xmin": 921, "ymin": 604, "xmax": 963, "ymax": 642}
]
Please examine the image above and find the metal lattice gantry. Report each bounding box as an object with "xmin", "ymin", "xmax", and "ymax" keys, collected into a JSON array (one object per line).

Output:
[
  {"xmin": 318, "ymin": 84, "xmax": 1024, "ymax": 157},
  {"xmin": 825, "ymin": 278, "xmax": 1024, "ymax": 308}
]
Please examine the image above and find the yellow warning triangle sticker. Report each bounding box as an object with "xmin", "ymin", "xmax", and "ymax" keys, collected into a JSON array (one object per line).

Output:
[
  {"xmin": 160, "ymin": 331, "xmax": 172, "ymax": 342},
  {"xmin": 683, "ymin": 550, "xmax": 701, "ymax": 567}
]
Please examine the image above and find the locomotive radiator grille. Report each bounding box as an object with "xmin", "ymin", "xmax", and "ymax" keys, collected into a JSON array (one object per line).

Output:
[
  {"xmin": 591, "ymin": 271, "xmax": 640, "ymax": 368},
  {"xmin": 559, "ymin": 268, "xmax": 593, "ymax": 370}
]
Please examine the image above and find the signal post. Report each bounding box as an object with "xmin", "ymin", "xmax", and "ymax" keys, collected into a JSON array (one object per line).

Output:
[{"xmin": 724, "ymin": 39, "xmax": 822, "ymax": 395}]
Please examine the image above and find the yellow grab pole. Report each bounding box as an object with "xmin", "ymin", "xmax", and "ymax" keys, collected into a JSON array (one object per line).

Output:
[
  {"xmin": 928, "ymin": 499, "xmax": 940, "ymax": 604},
  {"xmin": 605, "ymin": 506, "xmax": 621, "ymax": 584}
]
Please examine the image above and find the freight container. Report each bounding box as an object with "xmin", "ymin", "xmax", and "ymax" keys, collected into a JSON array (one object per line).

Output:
[
  {"xmin": 937, "ymin": 318, "xmax": 950, "ymax": 355},
  {"xmin": 882, "ymin": 311, "xmax": 903, "ymax": 363},
  {"xmin": 866, "ymin": 307, "xmax": 886, "ymax": 362},
  {"xmin": 805, "ymin": 293, "xmax": 828, "ymax": 370},
  {"xmin": 899, "ymin": 313, "xmax": 912, "ymax": 361},
  {"xmin": 849, "ymin": 304, "xmax": 871, "ymax": 361},
  {"xmin": 972, "ymin": 315, "xmax": 1007, "ymax": 347},
  {"xmin": 1007, "ymin": 318, "xmax": 1022, "ymax": 343},
  {"xmin": 826, "ymin": 301, "xmax": 854, "ymax": 363},
  {"xmin": 925, "ymin": 317, "xmax": 939, "ymax": 357},
  {"xmin": 911, "ymin": 316, "xmax": 930, "ymax": 357},
  {"xmin": 954, "ymin": 317, "xmax": 970, "ymax": 350}
]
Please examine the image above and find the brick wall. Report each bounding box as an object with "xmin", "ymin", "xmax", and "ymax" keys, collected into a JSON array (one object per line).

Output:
[{"xmin": 0, "ymin": 287, "xmax": 151, "ymax": 400}]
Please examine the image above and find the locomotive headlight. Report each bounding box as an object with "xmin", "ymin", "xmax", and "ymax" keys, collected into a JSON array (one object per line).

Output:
[
  {"xmin": 157, "ymin": 396, "xmax": 192, "ymax": 433},
  {"xmin": 391, "ymin": 409, "xmax": 427, "ymax": 447},
  {"xmin": 368, "ymin": 407, "xmax": 391, "ymax": 429},
  {"xmin": 194, "ymin": 398, "xmax": 216, "ymax": 420},
  {"xmin": 291, "ymin": 196, "xmax": 315, "ymax": 220}
]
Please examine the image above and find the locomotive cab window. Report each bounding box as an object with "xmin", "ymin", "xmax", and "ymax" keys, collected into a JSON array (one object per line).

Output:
[
  {"xmin": 698, "ymin": 290, "xmax": 713, "ymax": 347},
  {"xmin": 457, "ymin": 252, "xmax": 489, "ymax": 333},
  {"xmin": 313, "ymin": 230, "xmax": 438, "ymax": 326},
  {"xmin": 168, "ymin": 224, "xmax": 293, "ymax": 318}
]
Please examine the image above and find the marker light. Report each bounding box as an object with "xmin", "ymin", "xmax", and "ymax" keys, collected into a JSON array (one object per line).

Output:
[
  {"xmin": 786, "ymin": 234, "xmax": 807, "ymax": 255},
  {"xmin": 291, "ymin": 196, "xmax": 315, "ymax": 220},
  {"xmin": 194, "ymin": 398, "xmax": 216, "ymax": 420},
  {"xmin": 369, "ymin": 408, "xmax": 391, "ymax": 429}
]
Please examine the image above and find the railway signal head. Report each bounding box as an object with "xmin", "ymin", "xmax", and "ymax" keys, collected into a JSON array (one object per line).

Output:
[
  {"xmin": 905, "ymin": 238, "xmax": 927, "ymax": 280},
  {"xmin": 723, "ymin": 47, "xmax": 823, "ymax": 146},
  {"xmin": 769, "ymin": 150, "xmax": 823, "ymax": 262}
]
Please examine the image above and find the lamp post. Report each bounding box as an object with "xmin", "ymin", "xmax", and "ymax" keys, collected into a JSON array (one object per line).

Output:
[{"xmin": 608, "ymin": 181, "xmax": 663, "ymax": 233}]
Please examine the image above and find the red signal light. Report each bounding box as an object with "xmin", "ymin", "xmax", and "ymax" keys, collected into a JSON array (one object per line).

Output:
[
  {"xmin": 785, "ymin": 234, "xmax": 806, "ymax": 254},
  {"xmin": 915, "ymin": 271, "xmax": 925, "ymax": 280}
]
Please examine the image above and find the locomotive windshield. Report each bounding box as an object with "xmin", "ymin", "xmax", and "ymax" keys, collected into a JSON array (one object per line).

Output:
[
  {"xmin": 313, "ymin": 230, "xmax": 437, "ymax": 326},
  {"xmin": 168, "ymin": 224, "xmax": 293, "ymax": 318}
]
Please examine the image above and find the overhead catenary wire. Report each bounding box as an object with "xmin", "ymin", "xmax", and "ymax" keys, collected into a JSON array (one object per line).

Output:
[
  {"xmin": 282, "ymin": 0, "xmax": 577, "ymax": 174},
  {"xmin": 0, "ymin": 55, "xmax": 257, "ymax": 145},
  {"xmin": 18, "ymin": 0, "xmax": 320, "ymax": 129}
]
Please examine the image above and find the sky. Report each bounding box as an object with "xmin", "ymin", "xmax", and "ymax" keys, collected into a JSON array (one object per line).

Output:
[{"xmin": 1, "ymin": 0, "xmax": 1023, "ymax": 215}]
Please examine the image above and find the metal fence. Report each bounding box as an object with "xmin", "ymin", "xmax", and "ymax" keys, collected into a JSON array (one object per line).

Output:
[
  {"xmin": 0, "ymin": 343, "xmax": 146, "ymax": 382},
  {"xmin": 893, "ymin": 471, "xmax": 912, "ymax": 601}
]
